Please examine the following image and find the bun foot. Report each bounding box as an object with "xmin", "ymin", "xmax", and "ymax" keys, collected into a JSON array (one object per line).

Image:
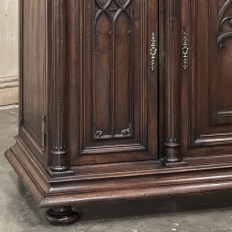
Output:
[{"xmin": 44, "ymin": 206, "xmax": 81, "ymax": 225}]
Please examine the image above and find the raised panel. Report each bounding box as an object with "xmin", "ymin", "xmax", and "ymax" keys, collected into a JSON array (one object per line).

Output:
[
  {"xmin": 68, "ymin": 0, "xmax": 158, "ymax": 165},
  {"xmin": 93, "ymin": 0, "xmax": 133, "ymax": 139},
  {"xmin": 210, "ymin": 0, "xmax": 232, "ymax": 125},
  {"xmin": 94, "ymin": 11, "xmax": 112, "ymax": 137},
  {"xmin": 181, "ymin": 0, "xmax": 232, "ymax": 156},
  {"xmin": 114, "ymin": 9, "xmax": 133, "ymax": 136}
]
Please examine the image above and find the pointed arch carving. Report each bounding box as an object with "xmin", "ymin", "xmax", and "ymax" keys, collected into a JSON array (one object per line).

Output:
[
  {"xmin": 93, "ymin": 0, "xmax": 133, "ymax": 139},
  {"xmin": 218, "ymin": 0, "xmax": 232, "ymax": 48}
]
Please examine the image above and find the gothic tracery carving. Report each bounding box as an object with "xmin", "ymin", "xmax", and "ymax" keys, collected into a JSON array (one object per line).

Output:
[
  {"xmin": 94, "ymin": 0, "xmax": 133, "ymax": 139},
  {"xmin": 218, "ymin": 0, "xmax": 232, "ymax": 48}
]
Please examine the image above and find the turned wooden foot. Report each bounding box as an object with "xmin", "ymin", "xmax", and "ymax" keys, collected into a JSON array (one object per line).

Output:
[{"xmin": 44, "ymin": 206, "xmax": 81, "ymax": 225}]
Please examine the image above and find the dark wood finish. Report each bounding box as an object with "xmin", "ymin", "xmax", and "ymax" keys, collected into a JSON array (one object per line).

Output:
[
  {"xmin": 19, "ymin": 0, "xmax": 47, "ymax": 165},
  {"xmin": 68, "ymin": 0, "xmax": 158, "ymax": 165},
  {"xmin": 44, "ymin": 206, "xmax": 80, "ymax": 225},
  {"xmin": 163, "ymin": 0, "xmax": 182, "ymax": 163},
  {"xmin": 49, "ymin": 0, "xmax": 73, "ymax": 174},
  {"xmin": 181, "ymin": 0, "xmax": 232, "ymax": 158},
  {"xmin": 5, "ymin": 0, "xmax": 232, "ymax": 225}
]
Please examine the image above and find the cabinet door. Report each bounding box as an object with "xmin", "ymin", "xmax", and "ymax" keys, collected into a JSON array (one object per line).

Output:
[
  {"xmin": 68, "ymin": 0, "xmax": 158, "ymax": 165},
  {"xmin": 181, "ymin": 0, "xmax": 232, "ymax": 158}
]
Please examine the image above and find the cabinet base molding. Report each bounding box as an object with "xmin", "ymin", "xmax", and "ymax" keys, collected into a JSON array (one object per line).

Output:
[
  {"xmin": 46, "ymin": 168, "xmax": 75, "ymax": 178},
  {"xmin": 6, "ymin": 0, "xmax": 232, "ymax": 225},
  {"xmin": 160, "ymin": 158, "xmax": 188, "ymax": 168},
  {"xmin": 5, "ymin": 136, "xmax": 232, "ymax": 211}
]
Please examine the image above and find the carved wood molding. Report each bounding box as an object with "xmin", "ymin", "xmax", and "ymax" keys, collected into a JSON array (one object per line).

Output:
[{"xmin": 163, "ymin": 0, "xmax": 182, "ymax": 163}]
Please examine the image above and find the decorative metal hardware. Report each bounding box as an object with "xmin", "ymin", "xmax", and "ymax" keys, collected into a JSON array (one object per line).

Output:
[
  {"xmin": 150, "ymin": 32, "xmax": 157, "ymax": 71},
  {"xmin": 42, "ymin": 115, "xmax": 46, "ymax": 151},
  {"xmin": 182, "ymin": 32, "xmax": 189, "ymax": 70}
]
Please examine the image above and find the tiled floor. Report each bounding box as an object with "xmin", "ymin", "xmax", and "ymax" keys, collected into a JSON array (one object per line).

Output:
[{"xmin": 2, "ymin": 107, "xmax": 232, "ymax": 232}]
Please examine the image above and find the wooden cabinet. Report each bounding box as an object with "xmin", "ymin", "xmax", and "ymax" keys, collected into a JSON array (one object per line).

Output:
[{"xmin": 5, "ymin": 0, "xmax": 232, "ymax": 225}]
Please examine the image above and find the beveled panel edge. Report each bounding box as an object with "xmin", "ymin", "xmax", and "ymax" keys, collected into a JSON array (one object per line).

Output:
[
  {"xmin": 81, "ymin": 143, "xmax": 146, "ymax": 154},
  {"xmin": 194, "ymin": 133, "xmax": 232, "ymax": 146},
  {"xmin": 188, "ymin": 0, "xmax": 232, "ymax": 148},
  {"xmin": 19, "ymin": 126, "xmax": 44, "ymax": 161}
]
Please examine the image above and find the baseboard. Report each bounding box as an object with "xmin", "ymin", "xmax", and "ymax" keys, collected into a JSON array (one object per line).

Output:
[{"xmin": 0, "ymin": 75, "xmax": 19, "ymax": 106}]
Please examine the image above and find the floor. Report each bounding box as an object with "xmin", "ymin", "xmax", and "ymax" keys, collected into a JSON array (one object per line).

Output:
[{"xmin": 2, "ymin": 107, "xmax": 232, "ymax": 232}]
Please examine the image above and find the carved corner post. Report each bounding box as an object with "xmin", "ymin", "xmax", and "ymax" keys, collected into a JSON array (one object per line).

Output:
[
  {"xmin": 49, "ymin": 0, "xmax": 73, "ymax": 176},
  {"xmin": 45, "ymin": 0, "xmax": 80, "ymax": 225},
  {"xmin": 163, "ymin": 0, "xmax": 182, "ymax": 164}
]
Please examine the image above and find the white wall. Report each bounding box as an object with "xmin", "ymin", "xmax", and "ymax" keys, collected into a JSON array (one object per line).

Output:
[{"xmin": 0, "ymin": 0, "xmax": 19, "ymax": 106}]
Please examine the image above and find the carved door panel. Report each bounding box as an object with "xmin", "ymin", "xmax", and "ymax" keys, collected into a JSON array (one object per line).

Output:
[
  {"xmin": 181, "ymin": 0, "xmax": 232, "ymax": 157},
  {"xmin": 68, "ymin": 0, "xmax": 158, "ymax": 165}
]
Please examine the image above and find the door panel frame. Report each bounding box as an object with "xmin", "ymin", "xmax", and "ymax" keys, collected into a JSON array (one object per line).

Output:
[{"xmin": 68, "ymin": 0, "xmax": 159, "ymax": 165}]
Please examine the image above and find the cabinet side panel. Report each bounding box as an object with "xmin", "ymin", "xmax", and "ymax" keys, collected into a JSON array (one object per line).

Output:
[{"xmin": 21, "ymin": 0, "xmax": 46, "ymax": 146}]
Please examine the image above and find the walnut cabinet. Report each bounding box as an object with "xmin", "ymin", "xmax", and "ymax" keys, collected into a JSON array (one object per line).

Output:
[{"xmin": 5, "ymin": 0, "xmax": 232, "ymax": 225}]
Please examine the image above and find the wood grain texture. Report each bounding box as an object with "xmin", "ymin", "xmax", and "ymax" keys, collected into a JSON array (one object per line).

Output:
[
  {"xmin": 21, "ymin": 0, "xmax": 46, "ymax": 143},
  {"xmin": 68, "ymin": 0, "xmax": 158, "ymax": 165},
  {"xmin": 49, "ymin": 0, "xmax": 70, "ymax": 172},
  {"xmin": 5, "ymin": 137, "xmax": 232, "ymax": 209},
  {"xmin": 19, "ymin": 0, "xmax": 47, "ymax": 165},
  {"xmin": 181, "ymin": 0, "xmax": 232, "ymax": 158},
  {"xmin": 163, "ymin": 0, "xmax": 182, "ymax": 163},
  {"xmin": 5, "ymin": 0, "xmax": 232, "ymax": 225}
]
